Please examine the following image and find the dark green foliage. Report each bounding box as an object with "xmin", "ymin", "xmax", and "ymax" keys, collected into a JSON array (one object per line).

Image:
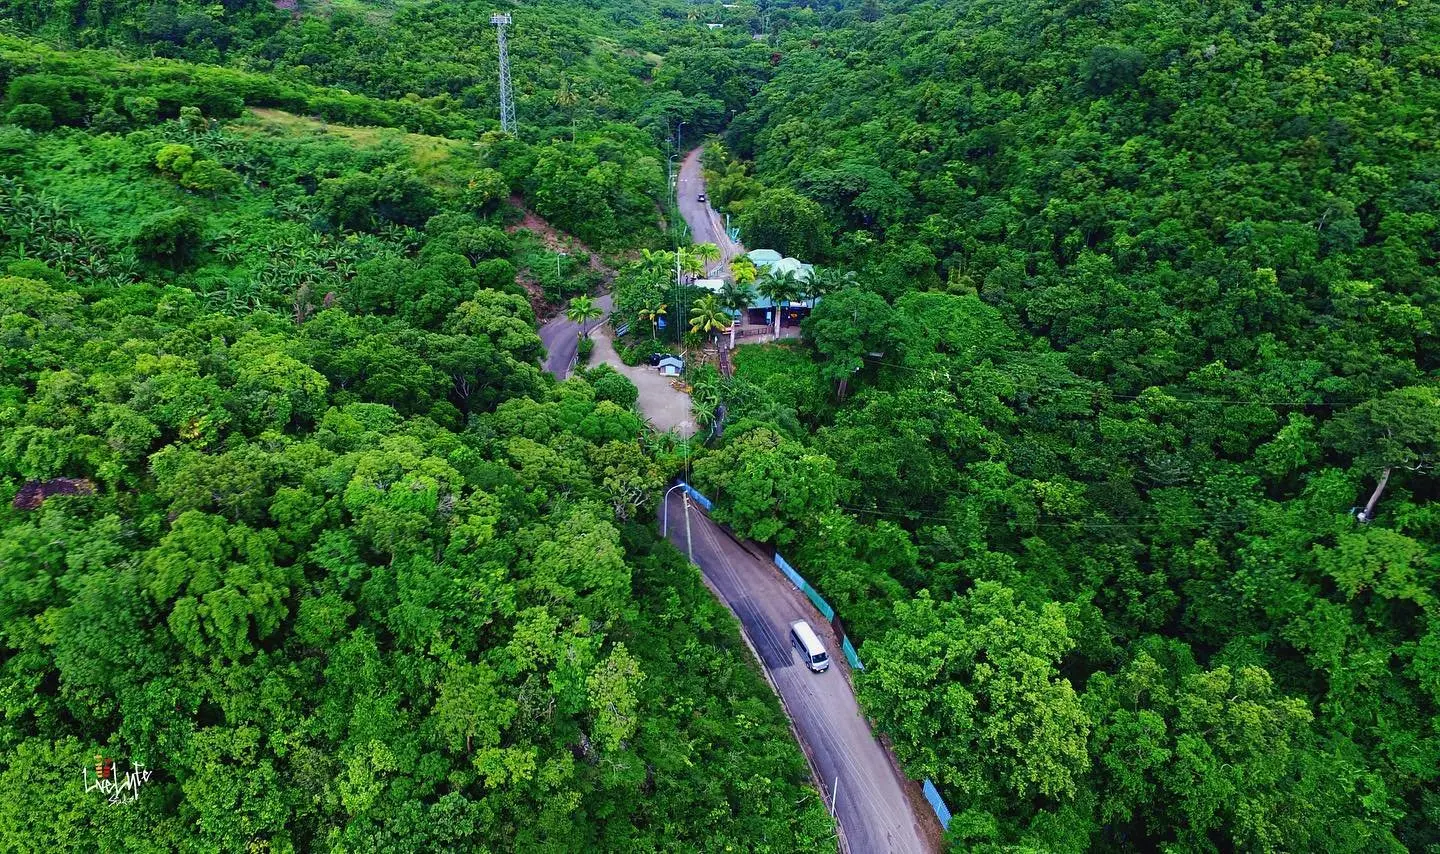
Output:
[
  {"xmin": 132, "ymin": 206, "xmax": 203, "ymax": 264},
  {"xmin": 4, "ymin": 102, "xmax": 51, "ymax": 130},
  {"xmin": 738, "ymin": 187, "xmax": 829, "ymax": 259},
  {"xmin": 586, "ymin": 364, "xmax": 639, "ymax": 409},
  {"xmin": 701, "ymin": 0, "xmax": 1440, "ymax": 847}
]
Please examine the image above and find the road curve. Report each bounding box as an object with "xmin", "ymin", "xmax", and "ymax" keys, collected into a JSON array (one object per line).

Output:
[
  {"xmin": 538, "ymin": 293, "xmax": 612, "ymax": 379},
  {"xmin": 676, "ymin": 147, "xmax": 744, "ymax": 268},
  {"xmin": 663, "ymin": 490, "xmax": 932, "ymax": 854}
]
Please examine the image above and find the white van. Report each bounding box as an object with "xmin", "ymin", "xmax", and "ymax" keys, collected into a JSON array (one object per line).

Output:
[{"xmin": 790, "ymin": 620, "xmax": 830, "ymax": 672}]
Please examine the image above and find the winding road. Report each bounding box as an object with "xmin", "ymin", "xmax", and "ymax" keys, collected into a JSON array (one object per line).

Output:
[
  {"xmin": 676, "ymin": 147, "xmax": 745, "ymax": 269},
  {"xmin": 538, "ymin": 293, "xmax": 611, "ymax": 379},
  {"xmin": 532, "ymin": 154, "xmax": 934, "ymax": 852},
  {"xmin": 663, "ymin": 491, "xmax": 932, "ymax": 853}
]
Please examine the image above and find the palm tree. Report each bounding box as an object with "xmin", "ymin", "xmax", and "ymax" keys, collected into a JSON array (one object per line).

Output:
[
  {"xmin": 691, "ymin": 378, "xmax": 722, "ymax": 430},
  {"xmin": 731, "ymin": 256, "xmax": 759, "ymax": 286},
  {"xmin": 566, "ymin": 294, "xmax": 605, "ymax": 339},
  {"xmin": 718, "ymin": 281, "xmax": 757, "ymax": 349},
  {"xmin": 679, "ymin": 248, "xmax": 706, "ymax": 281},
  {"xmin": 808, "ymin": 266, "xmax": 856, "ymax": 306},
  {"xmin": 554, "ymin": 76, "xmax": 580, "ymax": 141},
  {"xmin": 757, "ymin": 269, "xmax": 801, "ymax": 337},
  {"xmin": 689, "ymin": 294, "xmax": 731, "ymax": 344},
  {"xmin": 694, "ymin": 241, "xmax": 722, "ymax": 272},
  {"xmin": 638, "ymin": 301, "xmax": 668, "ymax": 339},
  {"xmin": 638, "ymin": 248, "xmax": 675, "ymax": 278}
]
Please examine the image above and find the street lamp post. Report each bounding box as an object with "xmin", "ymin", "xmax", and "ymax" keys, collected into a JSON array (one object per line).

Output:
[
  {"xmin": 677, "ymin": 120, "xmax": 689, "ymax": 152},
  {"xmin": 555, "ymin": 251, "xmax": 567, "ymax": 280},
  {"xmin": 662, "ymin": 482, "xmax": 686, "ymax": 536}
]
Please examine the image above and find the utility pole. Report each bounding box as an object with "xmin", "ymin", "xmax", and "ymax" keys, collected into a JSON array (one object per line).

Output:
[
  {"xmin": 491, "ymin": 13, "xmax": 516, "ymax": 134},
  {"xmin": 675, "ymin": 242, "xmax": 685, "ymax": 345},
  {"xmin": 683, "ymin": 492, "xmax": 693, "ymax": 560}
]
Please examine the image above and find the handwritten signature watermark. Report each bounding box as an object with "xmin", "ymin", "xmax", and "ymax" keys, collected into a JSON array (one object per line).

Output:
[{"xmin": 82, "ymin": 756, "xmax": 153, "ymax": 805}]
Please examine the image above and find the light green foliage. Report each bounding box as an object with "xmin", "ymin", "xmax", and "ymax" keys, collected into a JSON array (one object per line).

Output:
[
  {"xmin": 692, "ymin": 426, "xmax": 842, "ymax": 546},
  {"xmin": 0, "ymin": 13, "xmax": 835, "ymax": 846},
  {"xmin": 586, "ymin": 643, "xmax": 644, "ymax": 751},
  {"xmin": 860, "ymin": 585, "xmax": 1091, "ymax": 808},
  {"xmin": 142, "ymin": 511, "xmax": 295, "ymax": 659}
]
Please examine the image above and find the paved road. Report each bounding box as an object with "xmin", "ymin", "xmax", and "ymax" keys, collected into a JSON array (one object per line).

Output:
[
  {"xmin": 663, "ymin": 491, "xmax": 932, "ymax": 854},
  {"xmin": 539, "ymin": 293, "xmax": 612, "ymax": 379},
  {"xmin": 590, "ymin": 325, "xmax": 696, "ymax": 436},
  {"xmin": 676, "ymin": 147, "xmax": 744, "ymax": 269}
]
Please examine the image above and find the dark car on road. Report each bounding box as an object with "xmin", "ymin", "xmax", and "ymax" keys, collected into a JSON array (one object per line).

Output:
[{"xmin": 697, "ymin": 192, "xmax": 707, "ymax": 202}]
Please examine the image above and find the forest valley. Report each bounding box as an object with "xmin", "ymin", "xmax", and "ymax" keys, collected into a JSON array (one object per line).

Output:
[{"xmin": 1, "ymin": 0, "xmax": 1438, "ymax": 851}]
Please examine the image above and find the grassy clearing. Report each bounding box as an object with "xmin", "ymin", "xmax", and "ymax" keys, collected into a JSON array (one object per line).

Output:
[{"xmin": 233, "ymin": 107, "xmax": 473, "ymax": 186}]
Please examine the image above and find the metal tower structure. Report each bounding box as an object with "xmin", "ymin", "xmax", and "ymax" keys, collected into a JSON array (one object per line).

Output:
[{"xmin": 491, "ymin": 13, "xmax": 516, "ymax": 133}]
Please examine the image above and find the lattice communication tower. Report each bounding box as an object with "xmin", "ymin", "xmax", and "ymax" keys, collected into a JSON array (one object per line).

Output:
[{"xmin": 491, "ymin": 13, "xmax": 516, "ymax": 133}]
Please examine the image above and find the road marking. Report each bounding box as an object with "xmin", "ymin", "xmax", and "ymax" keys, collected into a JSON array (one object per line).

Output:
[{"xmin": 677, "ymin": 496, "xmax": 926, "ymax": 852}]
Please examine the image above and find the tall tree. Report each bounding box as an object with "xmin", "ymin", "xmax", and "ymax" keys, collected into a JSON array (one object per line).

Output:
[
  {"xmin": 565, "ymin": 294, "xmax": 605, "ymax": 340},
  {"xmin": 801, "ymin": 287, "xmax": 894, "ymax": 400},
  {"xmin": 757, "ymin": 269, "xmax": 801, "ymax": 337},
  {"xmin": 719, "ymin": 280, "xmax": 757, "ymax": 348}
]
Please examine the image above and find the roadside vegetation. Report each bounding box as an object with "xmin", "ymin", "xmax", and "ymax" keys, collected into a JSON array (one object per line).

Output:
[
  {"xmin": 3, "ymin": 0, "xmax": 1439, "ymax": 849},
  {"xmin": 687, "ymin": 0, "xmax": 1440, "ymax": 849},
  {"xmin": 0, "ymin": 3, "xmax": 833, "ymax": 849}
]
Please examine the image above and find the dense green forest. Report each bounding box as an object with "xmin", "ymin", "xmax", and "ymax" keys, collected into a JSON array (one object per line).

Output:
[
  {"xmin": 693, "ymin": 0, "xmax": 1440, "ymax": 849},
  {"xmin": 0, "ymin": 2, "xmax": 835, "ymax": 850},
  {"xmin": 4, "ymin": 0, "xmax": 1440, "ymax": 849}
]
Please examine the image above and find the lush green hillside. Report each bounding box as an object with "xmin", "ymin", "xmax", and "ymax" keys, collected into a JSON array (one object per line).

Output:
[
  {"xmin": 0, "ymin": 6, "xmax": 836, "ymax": 850},
  {"xmin": 6, "ymin": 0, "xmax": 1440, "ymax": 848},
  {"xmin": 0, "ymin": 0, "xmax": 776, "ymax": 142},
  {"xmin": 697, "ymin": 0, "xmax": 1440, "ymax": 849}
]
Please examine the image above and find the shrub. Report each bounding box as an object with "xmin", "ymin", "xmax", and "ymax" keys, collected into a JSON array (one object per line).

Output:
[
  {"xmin": 178, "ymin": 105, "xmax": 206, "ymax": 132},
  {"xmin": 614, "ymin": 337, "xmax": 646, "ymax": 367},
  {"xmin": 474, "ymin": 258, "xmax": 517, "ymax": 291},
  {"xmin": 155, "ymin": 143, "xmax": 197, "ymax": 174},
  {"xmin": 134, "ymin": 207, "xmax": 203, "ymax": 264},
  {"xmin": 588, "ymin": 364, "xmax": 639, "ymax": 408},
  {"xmin": 577, "ymin": 337, "xmax": 595, "ymax": 364},
  {"xmin": 179, "ymin": 160, "xmax": 239, "ymax": 195},
  {"xmin": 5, "ymin": 103, "xmax": 52, "ymax": 131},
  {"xmin": 124, "ymin": 95, "xmax": 159, "ymax": 124}
]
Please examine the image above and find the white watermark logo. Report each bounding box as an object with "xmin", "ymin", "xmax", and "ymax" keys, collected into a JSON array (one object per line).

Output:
[{"xmin": 82, "ymin": 756, "xmax": 153, "ymax": 805}]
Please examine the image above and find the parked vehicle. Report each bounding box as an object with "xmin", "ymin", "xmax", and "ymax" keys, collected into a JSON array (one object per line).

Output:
[
  {"xmin": 647, "ymin": 352, "xmax": 663, "ymax": 366},
  {"xmin": 790, "ymin": 620, "xmax": 830, "ymax": 672},
  {"xmin": 697, "ymin": 192, "xmax": 707, "ymax": 202}
]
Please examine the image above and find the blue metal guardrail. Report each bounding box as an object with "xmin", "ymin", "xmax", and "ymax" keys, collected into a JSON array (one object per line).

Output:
[
  {"xmin": 677, "ymin": 481, "xmax": 953, "ymax": 831},
  {"xmin": 922, "ymin": 779, "xmax": 953, "ymax": 829},
  {"xmin": 774, "ymin": 552, "xmax": 835, "ymax": 621},
  {"xmin": 679, "ymin": 482, "xmax": 712, "ymax": 511}
]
